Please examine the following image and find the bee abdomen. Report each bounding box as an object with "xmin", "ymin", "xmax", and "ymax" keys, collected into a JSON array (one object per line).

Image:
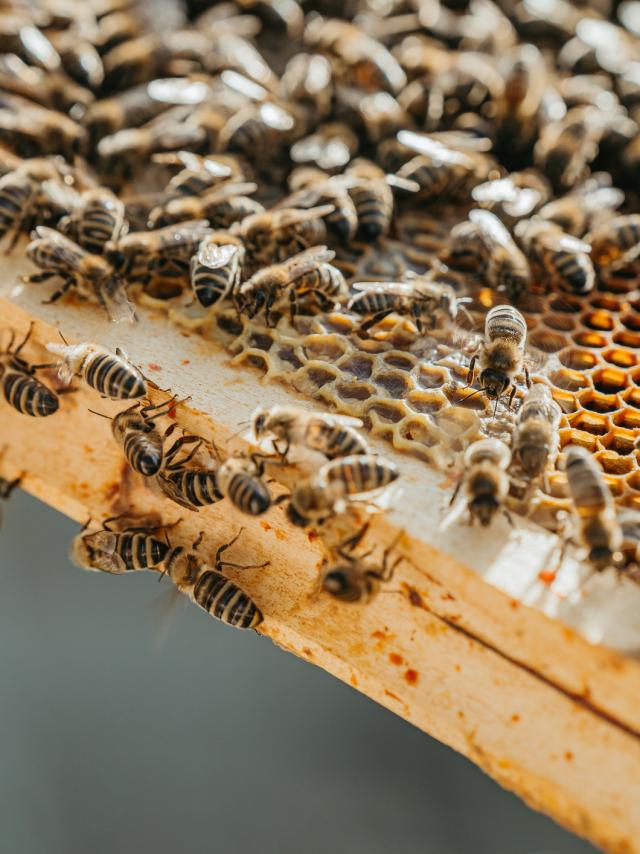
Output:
[
  {"xmin": 554, "ymin": 252, "xmax": 594, "ymax": 294},
  {"xmin": 485, "ymin": 305, "xmax": 527, "ymax": 340},
  {"xmin": 123, "ymin": 433, "xmax": 163, "ymax": 476},
  {"xmin": 325, "ymin": 454, "xmax": 398, "ymax": 494},
  {"xmin": 167, "ymin": 471, "xmax": 223, "ymax": 506},
  {"xmin": 0, "ymin": 181, "xmax": 32, "ymax": 236},
  {"xmin": 193, "ymin": 570, "xmax": 263, "ymax": 628},
  {"xmin": 191, "ymin": 262, "xmax": 234, "ymax": 308},
  {"xmin": 311, "ymin": 424, "xmax": 369, "ymax": 459},
  {"xmin": 118, "ymin": 533, "xmax": 169, "ymax": 569},
  {"xmin": 350, "ymin": 188, "xmax": 391, "ymax": 239},
  {"xmin": 566, "ymin": 457, "xmax": 608, "ymax": 509},
  {"xmin": 84, "ymin": 352, "xmax": 146, "ymax": 399},
  {"xmin": 349, "ymin": 291, "xmax": 396, "ymax": 315},
  {"xmin": 3, "ymin": 371, "xmax": 59, "ymax": 416},
  {"xmin": 227, "ymin": 472, "xmax": 271, "ymax": 516}
]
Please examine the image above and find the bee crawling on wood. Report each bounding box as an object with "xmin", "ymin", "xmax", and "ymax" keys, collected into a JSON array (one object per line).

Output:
[
  {"xmin": 0, "ymin": 322, "xmax": 59, "ymax": 417},
  {"xmin": 321, "ymin": 521, "xmax": 404, "ymax": 604},
  {"xmin": 465, "ymin": 304, "xmax": 530, "ymax": 410},
  {"xmin": 57, "ymin": 187, "xmax": 129, "ymax": 256},
  {"xmin": 348, "ymin": 273, "xmax": 471, "ymax": 336},
  {"xmin": 512, "ymin": 384, "xmax": 562, "ymax": 487},
  {"xmin": 46, "ymin": 337, "xmax": 146, "ymax": 401},
  {"xmin": 71, "ymin": 515, "xmax": 173, "ymax": 574},
  {"xmin": 250, "ymin": 405, "xmax": 369, "ymax": 461},
  {"xmin": 448, "ymin": 438, "xmax": 512, "ymax": 527},
  {"xmin": 190, "ymin": 233, "xmax": 246, "ymax": 309}
]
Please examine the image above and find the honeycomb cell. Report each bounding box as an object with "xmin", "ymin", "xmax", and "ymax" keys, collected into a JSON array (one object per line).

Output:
[
  {"xmin": 595, "ymin": 450, "xmax": 635, "ymax": 476},
  {"xmin": 368, "ymin": 402, "xmax": 405, "ymax": 423},
  {"xmin": 549, "ymin": 368, "xmax": 589, "ymax": 392},
  {"xmin": 304, "ymin": 335, "xmax": 349, "ymax": 362},
  {"xmin": 613, "ymin": 408, "xmax": 640, "ymax": 430},
  {"xmin": 417, "ymin": 365, "xmax": 449, "ymax": 389},
  {"xmin": 550, "ymin": 388, "xmax": 580, "ymax": 413},
  {"xmin": 542, "ymin": 313, "xmax": 577, "ymax": 332},
  {"xmin": 560, "ymin": 429, "xmax": 599, "ymax": 452},
  {"xmin": 249, "ymin": 331, "xmax": 273, "ymax": 352},
  {"xmin": 337, "ymin": 353, "xmax": 375, "ymax": 380},
  {"xmin": 529, "ymin": 329, "xmax": 567, "ymax": 353},
  {"xmin": 590, "ymin": 295, "xmax": 622, "ymax": 312},
  {"xmin": 549, "ymin": 294, "xmax": 582, "ymax": 313},
  {"xmin": 445, "ymin": 384, "xmax": 487, "ymax": 411},
  {"xmin": 613, "ymin": 330, "xmax": 640, "ymax": 349},
  {"xmin": 558, "ymin": 348, "xmax": 599, "ymax": 371},
  {"xmin": 373, "ymin": 370, "xmax": 412, "ymax": 398},
  {"xmin": 277, "ymin": 346, "xmax": 304, "ymax": 370},
  {"xmin": 602, "ymin": 347, "xmax": 637, "ymax": 369},
  {"xmin": 518, "ymin": 293, "xmax": 546, "ymax": 314},
  {"xmin": 626, "ymin": 471, "xmax": 640, "ymax": 491},
  {"xmin": 577, "ymin": 390, "xmax": 619, "ymax": 413},
  {"xmin": 406, "ymin": 390, "xmax": 447, "ymax": 414},
  {"xmin": 336, "ymin": 380, "xmax": 372, "ymax": 400},
  {"xmin": 568, "ymin": 411, "xmax": 609, "ymax": 436},
  {"xmin": 581, "ymin": 310, "xmax": 616, "ymax": 332},
  {"xmin": 621, "ymin": 312, "xmax": 640, "ymax": 332},
  {"xmin": 602, "ymin": 428, "xmax": 637, "ymax": 456},
  {"xmin": 437, "ymin": 406, "xmax": 481, "ymax": 438},
  {"xmin": 305, "ymin": 365, "xmax": 340, "ymax": 388},
  {"xmin": 592, "ymin": 366, "xmax": 628, "ymax": 394},
  {"xmin": 624, "ymin": 388, "xmax": 640, "ymax": 409},
  {"xmin": 398, "ymin": 418, "xmax": 440, "ymax": 448},
  {"xmin": 572, "ymin": 330, "xmax": 608, "ymax": 348},
  {"xmin": 383, "ymin": 352, "xmax": 417, "ymax": 371}
]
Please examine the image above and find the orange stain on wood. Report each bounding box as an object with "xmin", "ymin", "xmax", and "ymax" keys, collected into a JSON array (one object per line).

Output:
[
  {"xmin": 275, "ymin": 529, "xmax": 286, "ymax": 541},
  {"xmin": 384, "ymin": 689, "xmax": 403, "ymax": 703},
  {"xmin": 148, "ymin": 363, "xmax": 162, "ymax": 371},
  {"xmin": 538, "ymin": 569, "xmax": 557, "ymax": 585},
  {"xmin": 511, "ymin": 714, "xmax": 521, "ymax": 723},
  {"xmin": 389, "ymin": 652, "xmax": 403, "ymax": 666},
  {"xmin": 260, "ymin": 521, "xmax": 272, "ymax": 532},
  {"xmin": 404, "ymin": 669, "xmax": 419, "ymax": 685}
]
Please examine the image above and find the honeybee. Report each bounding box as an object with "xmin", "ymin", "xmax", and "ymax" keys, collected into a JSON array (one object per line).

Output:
[
  {"xmin": 71, "ymin": 517, "xmax": 171, "ymax": 574},
  {"xmin": 0, "ymin": 52, "xmax": 93, "ymax": 115},
  {"xmin": 190, "ymin": 234, "xmax": 245, "ymax": 308},
  {"xmin": 290, "ymin": 122, "xmax": 359, "ymax": 172},
  {"xmin": 50, "ymin": 32, "xmax": 105, "ymax": 90},
  {"xmin": 534, "ymin": 106, "xmax": 603, "ymax": 192},
  {"xmin": 515, "ymin": 217, "xmax": 595, "ymax": 294},
  {"xmin": 537, "ymin": 175, "xmax": 624, "ymax": 236},
  {"xmin": 237, "ymin": 245, "xmax": 335, "ymax": 325},
  {"xmin": 495, "ymin": 45, "xmax": 547, "ymax": 166},
  {"xmin": 285, "ymin": 478, "xmax": 344, "ymax": 528},
  {"xmin": 83, "ymin": 84, "xmax": 180, "ymax": 149},
  {"xmin": 154, "ymin": 430, "xmax": 221, "ymax": 511},
  {"xmin": 321, "ymin": 522, "xmax": 403, "ymax": 604},
  {"xmin": 280, "ymin": 167, "xmax": 359, "ymax": 241},
  {"xmin": 395, "ymin": 130, "xmax": 494, "ymax": 203},
  {"xmin": 148, "ymin": 182, "xmax": 262, "ymax": 229},
  {"xmin": 25, "ymin": 227, "xmax": 135, "ymax": 323},
  {"xmin": 450, "ymin": 210, "xmax": 531, "ymax": 302},
  {"xmin": 152, "ymin": 150, "xmax": 240, "ymax": 198},
  {"xmin": 346, "ymin": 158, "xmax": 414, "ymax": 241},
  {"xmin": 101, "ymin": 34, "xmax": 173, "ymax": 91},
  {"xmin": 451, "ymin": 438, "xmax": 511, "ymax": 527},
  {"xmin": 0, "ymin": 323, "xmax": 59, "ymax": 417},
  {"xmin": 160, "ymin": 529, "xmax": 267, "ymax": 630},
  {"xmin": 303, "ymin": 14, "xmax": 407, "ymax": 94},
  {"xmin": 216, "ymin": 455, "xmax": 272, "ymax": 516},
  {"xmin": 217, "ymin": 101, "xmax": 298, "ymax": 159},
  {"xmin": 57, "ymin": 188, "xmax": 129, "ymax": 255},
  {"xmin": 46, "ymin": 339, "xmax": 146, "ymax": 400},
  {"xmin": 466, "ymin": 304, "xmax": 530, "ymax": 407},
  {"xmin": 322, "ymin": 454, "xmax": 399, "ymax": 497},
  {"xmin": 587, "ymin": 214, "xmax": 640, "ymax": 270},
  {"xmin": 110, "ymin": 397, "xmax": 179, "ymax": 477},
  {"xmin": 512, "ymin": 384, "xmax": 561, "ymax": 484},
  {"xmin": 233, "ymin": 206, "xmax": 333, "ymax": 271},
  {"xmin": 280, "ymin": 53, "xmax": 334, "ymax": 119},
  {"xmin": 348, "ymin": 274, "xmax": 469, "ymax": 335},
  {"xmin": 96, "ymin": 123, "xmax": 206, "ymax": 181},
  {"xmin": 471, "ymin": 172, "xmax": 549, "ymax": 222},
  {"xmin": 251, "ymin": 405, "xmax": 369, "ymax": 460},
  {"xmin": 564, "ymin": 446, "xmax": 622, "ymax": 573},
  {"xmin": 0, "ymin": 95, "xmax": 86, "ymax": 159}
]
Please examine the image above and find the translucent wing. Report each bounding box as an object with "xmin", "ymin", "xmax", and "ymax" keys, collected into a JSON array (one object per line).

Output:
[
  {"xmin": 258, "ymin": 102, "xmax": 295, "ymax": 131},
  {"xmin": 196, "ymin": 242, "xmax": 241, "ymax": 269},
  {"xmin": 553, "ymin": 234, "xmax": 592, "ymax": 253},
  {"xmin": 321, "ymin": 413, "xmax": 363, "ymax": 428},
  {"xmin": 283, "ymin": 245, "xmax": 335, "ymax": 279},
  {"xmin": 155, "ymin": 150, "xmax": 232, "ymax": 178},
  {"xmin": 275, "ymin": 204, "xmax": 334, "ymax": 227},
  {"xmin": 99, "ymin": 278, "xmax": 136, "ymax": 324},
  {"xmin": 428, "ymin": 129, "xmax": 493, "ymax": 152},
  {"xmin": 200, "ymin": 181, "xmax": 257, "ymax": 204},
  {"xmin": 352, "ymin": 280, "xmax": 416, "ymax": 296},
  {"xmin": 397, "ymin": 130, "xmax": 475, "ymax": 167},
  {"xmin": 385, "ymin": 174, "xmax": 420, "ymax": 192},
  {"xmin": 39, "ymin": 178, "xmax": 82, "ymax": 214},
  {"xmin": 147, "ymin": 78, "xmax": 210, "ymax": 105},
  {"xmin": 469, "ymin": 209, "xmax": 515, "ymax": 248},
  {"xmin": 32, "ymin": 226, "xmax": 88, "ymax": 268},
  {"xmin": 472, "ymin": 178, "xmax": 541, "ymax": 216},
  {"xmin": 583, "ymin": 186, "xmax": 625, "ymax": 212},
  {"xmin": 157, "ymin": 219, "xmax": 212, "ymax": 251},
  {"xmin": 19, "ymin": 26, "xmax": 61, "ymax": 71},
  {"xmin": 220, "ymin": 68, "xmax": 268, "ymax": 101}
]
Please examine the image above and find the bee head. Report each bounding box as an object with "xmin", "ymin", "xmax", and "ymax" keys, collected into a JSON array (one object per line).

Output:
[
  {"xmin": 252, "ymin": 409, "xmax": 268, "ymax": 437},
  {"xmin": 322, "ymin": 566, "xmax": 360, "ymax": 602},
  {"xmin": 470, "ymin": 494, "xmax": 499, "ymax": 527},
  {"xmin": 286, "ymin": 501, "xmax": 308, "ymax": 527},
  {"xmin": 479, "ymin": 368, "xmax": 510, "ymax": 400},
  {"xmin": 588, "ymin": 546, "xmax": 615, "ymax": 573}
]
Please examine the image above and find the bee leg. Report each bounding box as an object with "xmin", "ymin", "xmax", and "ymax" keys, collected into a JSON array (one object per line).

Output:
[
  {"xmin": 465, "ymin": 355, "xmax": 477, "ymax": 386},
  {"xmin": 215, "ymin": 528, "xmax": 268, "ymax": 571},
  {"xmin": 288, "ymin": 288, "xmax": 299, "ymax": 321},
  {"xmin": 11, "ymin": 322, "xmax": 35, "ymax": 358},
  {"xmin": 524, "ymin": 365, "xmax": 531, "ymax": 388},
  {"xmin": 0, "ymin": 474, "xmax": 22, "ymax": 501},
  {"xmin": 449, "ymin": 479, "xmax": 462, "ymax": 507},
  {"xmin": 502, "ymin": 508, "xmax": 514, "ymax": 526},
  {"xmin": 336, "ymin": 521, "xmax": 371, "ymax": 559},
  {"xmin": 23, "ymin": 271, "xmax": 56, "ymax": 284},
  {"xmin": 43, "ymin": 278, "xmax": 75, "ymax": 304},
  {"xmin": 164, "ymin": 434, "xmax": 202, "ymax": 470},
  {"xmin": 264, "ymin": 291, "xmax": 277, "ymax": 327},
  {"xmin": 507, "ymin": 386, "xmax": 517, "ymax": 409},
  {"xmin": 358, "ymin": 309, "xmax": 395, "ymax": 336},
  {"xmin": 273, "ymin": 493, "xmax": 292, "ymax": 505}
]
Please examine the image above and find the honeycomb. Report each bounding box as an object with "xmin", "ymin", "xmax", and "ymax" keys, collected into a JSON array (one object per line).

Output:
[{"xmin": 135, "ymin": 202, "xmax": 640, "ymax": 548}]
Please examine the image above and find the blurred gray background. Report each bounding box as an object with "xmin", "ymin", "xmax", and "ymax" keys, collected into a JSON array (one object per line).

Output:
[{"xmin": 0, "ymin": 490, "xmax": 596, "ymax": 854}]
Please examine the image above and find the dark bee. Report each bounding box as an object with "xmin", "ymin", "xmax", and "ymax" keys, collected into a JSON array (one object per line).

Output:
[
  {"xmin": 217, "ymin": 101, "xmax": 297, "ymax": 160},
  {"xmin": 588, "ymin": 214, "xmax": 640, "ymax": 271},
  {"xmin": 190, "ymin": 234, "xmax": 245, "ymax": 309},
  {"xmin": 451, "ymin": 438, "xmax": 511, "ymax": 527},
  {"xmin": 537, "ymin": 176, "xmax": 623, "ymax": 237},
  {"xmin": 251, "ymin": 405, "xmax": 368, "ymax": 460},
  {"xmin": 280, "ymin": 167, "xmax": 359, "ymax": 241},
  {"xmin": 161, "ymin": 529, "xmax": 267, "ymax": 630},
  {"xmin": 516, "ymin": 217, "xmax": 595, "ymax": 294},
  {"xmin": 46, "ymin": 340, "xmax": 146, "ymax": 400},
  {"xmin": 216, "ymin": 456, "xmax": 272, "ymax": 516},
  {"xmin": 101, "ymin": 34, "xmax": 173, "ymax": 91},
  {"xmin": 290, "ymin": 122, "xmax": 358, "ymax": 172},
  {"xmin": 234, "ymin": 206, "xmax": 332, "ymax": 271},
  {"xmin": 71, "ymin": 518, "xmax": 170, "ymax": 574},
  {"xmin": 83, "ymin": 84, "xmax": 179, "ymax": 149},
  {"xmin": 466, "ymin": 304, "xmax": 529, "ymax": 406},
  {"xmin": 152, "ymin": 430, "xmax": 221, "ymax": 511},
  {"xmin": 148, "ymin": 182, "xmax": 262, "ymax": 229},
  {"xmin": 58, "ymin": 189, "xmax": 129, "ymax": 255},
  {"xmin": 152, "ymin": 150, "xmax": 240, "ymax": 198},
  {"xmin": 111, "ymin": 397, "xmax": 179, "ymax": 477},
  {"xmin": 0, "ymin": 323, "xmax": 59, "ymax": 417},
  {"xmin": 345, "ymin": 159, "xmax": 394, "ymax": 241},
  {"xmin": 534, "ymin": 106, "xmax": 602, "ymax": 193},
  {"xmin": 321, "ymin": 523, "xmax": 403, "ymax": 604},
  {"xmin": 0, "ymin": 93, "xmax": 85, "ymax": 159},
  {"xmin": 512, "ymin": 384, "xmax": 561, "ymax": 484}
]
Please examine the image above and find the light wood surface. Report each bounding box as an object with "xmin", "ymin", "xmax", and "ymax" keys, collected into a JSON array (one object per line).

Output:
[{"xmin": 2, "ymin": 267, "xmax": 640, "ymax": 853}]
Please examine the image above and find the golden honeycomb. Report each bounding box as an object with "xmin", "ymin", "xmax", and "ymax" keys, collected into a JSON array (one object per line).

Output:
[{"xmin": 136, "ymin": 203, "xmax": 640, "ymax": 551}]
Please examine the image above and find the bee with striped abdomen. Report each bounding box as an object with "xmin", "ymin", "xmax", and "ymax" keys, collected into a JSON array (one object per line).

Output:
[
  {"xmin": 534, "ymin": 106, "xmax": 602, "ymax": 193},
  {"xmin": 217, "ymin": 100, "xmax": 298, "ymax": 160},
  {"xmin": 251, "ymin": 405, "xmax": 368, "ymax": 461},
  {"xmin": 450, "ymin": 438, "xmax": 511, "ymax": 527},
  {"xmin": 57, "ymin": 188, "xmax": 129, "ymax": 255},
  {"xmin": 161, "ymin": 529, "xmax": 267, "ymax": 630},
  {"xmin": 348, "ymin": 274, "xmax": 469, "ymax": 335},
  {"xmin": 46, "ymin": 339, "xmax": 146, "ymax": 400},
  {"xmin": 110, "ymin": 397, "xmax": 180, "ymax": 477},
  {"xmin": 280, "ymin": 167, "xmax": 359, "ymax": 242},
  {"xmin": 344, "ymin": 159, "xmax": 394, "ymax": 241},
  {"xmin": 190, "ymin": 234, "xmax": 245, "ymax": 309},
  {"xmin": 216, "ymin": 455, "xmax": 272, "ymax": 517},
  {"xmin": 466, "ymin": 305, "xmax": 530, "ymax": 408},
  {"xmin": 0, "ymin": 323, "xmax": 59, "ymax": 417},
  {"xmin": 321, "ymin": 454, "xmax": 399, "ymax": 497},
  {"xmin": 154, "ymin": 429, "xmax": 221, "ymax": 511},
  {"xmin": 152, "ymin": 150, "xmax": 239, "ymax": 198},
  {"xmin": 537, "ymin": 175, "xmax": 623, "ymax": 237},
  {"xmin": 515, "ymin": 217, "xmax": 595, "ymax": 294},
  {"xmin": 24, "ymin": 227, "xmax": 135, "ymax": 323},
  {"xmin": 512, "ymin": 384, "xmax": 561, "ymax": 485},
  {"xmin": 321, "ymin": 523, "xmax": 403, "ymax": 604},
  {"xmin": 71, "ymin": 517, "xmax": 171, "ymax": 574},
  {"xmin": 233, "ymin": 205, "xmax": 333, "ymax": 270},
  {"xmin": 148, "ymin": 182, "xmax": 262, "ymax": 230},
  {"xmin": 587, "ymin": 214, "xmax": 640, "ymax": 271}
]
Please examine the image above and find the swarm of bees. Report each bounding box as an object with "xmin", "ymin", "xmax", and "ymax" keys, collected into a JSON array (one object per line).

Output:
[{"xmin": 3, "ymin": 0, "xmax": 640, "ymax": 629}]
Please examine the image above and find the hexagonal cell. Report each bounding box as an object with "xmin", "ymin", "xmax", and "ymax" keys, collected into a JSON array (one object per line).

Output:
[
  {"xmin": 304, "ymin": 365, "xmax": 340, "ymax": 389},
  {"xmin": 367, "ymin": 401, "xmax": 405, "ymax": 423},
  {"xmin": 542, "ymin": 313, "xmax": 577, "ymax": 332},
  {"xmin": 578, "ymin": 390, "xmax": 619, "ymax": 413},
  {"xmin": 382, "ymin": 351, "xmax": 417, "ymax": 371},
  {"xmin": 599, "ymin": 271, "xmax": 639, "ymax": 294},
  {"xmin": 406, "ymin": 390, "xmax": 447, "ymax": 414},
  {"xmin": 337, "ymin": 353, "xmax": 375, "ymax": 380},
  {"xmin": 626, "ymin": 471, "xmax": 640, "ymax": 491},
  {"xmin": 613, "ymin": 408, "xmax": 640, "ymax": 430},
  {"xmin": 621, "ymin": 312, "xmax": 640, "ymax": 332},
  {"xmin": 613, "ymin": 330, "xmax": 640, "ymax": 349},
  {"xmin": 549, "ymin": 388, "xmax": 580, "ymax": 414},
  {"xmin": 373, "ymin": 370, "xmax": 412, "ymax": 399},
  {"xmin": 276, "ymin": 346, "xmax": 304, "ymax": 370},
  {"xmin": 335, "ymin": 380, "xmax": 372, "ymax": 400},
  {"xmin": 568, "ymin": 411, "xmax": 609, "ymax": 436},
  {"xmin": 518, "ymin": 293, "xmax": 546, "ymax": 314},
  {"xmin": 528, "ymin": 329, "xmax": 567, "ymax": 353},
  {"xmin": 398, "ymin": 418, "xmax": 440, "ymax": 448},
  {"xmin": 572, "ymin": 330, "xmax": 609, "ymax": 348},
  {"xmin": 417, "ymin": 364, "xmax": 448, "ymax": 389},
  {"xmin": 437, "ymin": 405, "xmax": 482, "ymax": 439},
  {"xmin": 589, "ymin": 295, "xmax": 622, "ymax": 312},
  {"xmin": 558, "ymin": 348, "xmax": 599, "ymax": 371},
  {"xmin": 549, "ymin": 368, "xmax": 589, "ymax": 392},
  {"xmin": 445, "ymin": 384, "xmax": 488, "ymax": 411},
  {"xmin": 248, "ymin": 331, "xmax": 274, "ymax": 352},
  {"xmin": 545, "ymin": 472, "xmax": 569, "ymax": 499},
  {"xmin": 321, "ymin": 313, "xmax": 356, "ymax": 335},
  {"xmin": 624, "ymin": 388, "xmax": 640, "ymax": 409},
  {"xmin": 595, "ymin": 450, "xmax": 635, "ymax": 476},
  {"xmin": 602, "ymin": 428, "xmax": 637, "ymax": 456},
  {"xmin": 560, "ymin": 429, "xmax": 599, "ymax": 453},
  {"xmin": 581, "ymin": 310, "xmax": 616, "ymax": 332},
  {"xmin": 549, "ymin": 294, "xmax": 582, "ymax": 313},
  {"xmin": 592, "ymin": 366, "xmax": 628, "ymax": 394},
  {"xmin": 602, "ymin": 347, "xmax": 638, "ymax": 369},
  {"xmin": 303, "ymin": 335, "xmax": 349, "ymax": 362}
]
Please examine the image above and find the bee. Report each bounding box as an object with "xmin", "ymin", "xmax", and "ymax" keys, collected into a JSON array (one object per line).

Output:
[
  {"xmin": 537, "ymin": 175, "xmax": 624, "ymax": 237},
  {"xmin": 450, "ymin": 210, "xmax": 531, "ymax": 302},
  {"xmin": 83, "ymin": 85, "xmax": 179, "ymax": 149},
  {"xmin": 24, "ymin": 227, "xmax": 135, "ymax": 323},
  {"xmin": 0, "ymin": 323, "xmax": 59, "ymax": 417},
  {"xmin": 0, "ymin": 53, "xmax": 93, "ymax": 116},
  {"xmin": 101, "ymin": 34, "xmax": 173, "ymax": 91},
  {"xmin": 50, "ymin": 32, "xmax": 105, "ymax": 90},
  {"xmin": 466, "ymin": 304, "xmax": 530, "ymax": 407},
  {"xmin": 280, "ymin": 53, "xmax": 334, "ymax": 120},
  {"xmin": 587, "ymin": 214, "xmax": 640, "ymax": 270},
  {"xmin": 71, "ymin": 517, "xmax": 171, "ymax": 574},
  {"xmin": 154, "ymin": 430, "xmax": 222, "ymax": 511},
  {"xmin": 451, "ymin": 438, "xmax": 511, "ymax": 527},
  {"xmin": 160, "ymin": 529, "xmax": 266, "ymax": 630},
  {"xmin": 0, "ymin": 95, "xmax": 85, "ymax": 160},
  {"xmin": 110, "ymin": 397, "xmax": 179, "ymax": 477},
  {"xmin": 564, "ymin": 446, "xmax": 623, "ymax": 573},
  {"xmin": 148, "ymin": 182, "xmax": 262, "ymax": 230},
  {"xmin": 57, "ymin": 189, "xmax": 129, "ymax": 255},
  {"xmin": 395, "ymin": 130, "xmax": 494, "ymax": 203},
  {"xmin": 251, "ymin": 405, "xmax": 368, "ymax": 460},
  {"xmin": 285, "ymin": 478, "xmax": 344, "ymax": 528},
  {"xmin": 46, "ymin": 339, "xmax": 146, "ymax": 400},
  {"xmin": 217, "ymin": 101, "xmax": 297, "ymax": 160},
  {"xmin": 495, "ymin": 45, "xmax": 547, "ymax": 167},
  {"xmin": 190, "ymin": 234, "xmax": 245, "ymax": 308},
  {"xmin": 290, "ymin": 122, "xmax": 359, "ymax": 172},
  {"xmin": 321, "ymin": 523, "xmax": 403, "ymax": 604},
  {"xmin": 234, "ymin": 205, "xmax": 332, "ymax": 270},
  {"xmin": 321, "ymin": 454, "xmax": 399, "ymax": 497},
  {"xmin": 237, "ymin": 245, "xmax": 336, "ymax": 325},
  {"xmin": 344, "ymin": 159, "xmax": 394, "ymax": 241},
  {"xmin": 534, "ymin": 106, "xmax": 603, "ymax": 193},
  {"xmin": 96, "ymin": 122, "xmax": 206, "ymax": 181},
  {"xmin": 105, "ymin": 219, "xmax": 212, "ymax": 284},
  {"xmin": 348, "ymin": 274, "xmax": 469, "ymax": 335},
  {"xmin": 512, "ymin": 384, "xmax": 561, "ymax": 484},
  {"xmin": 216, "ymin": 455, "xmax": 272, "ymax": 516},
  {"xmin": 515, "ymin": 218, "xmax": 595, "ymax": 294},
  {"xmin": 151, "ymin": 150, "xmax": 240, "ymax": 198},
  {"xmin": 471, "ymin": 171, "xmax": 550, "ymax": 222},
  {"xmin": 281, "ymin": 167, "xmax": 359, "ymax": 241}
]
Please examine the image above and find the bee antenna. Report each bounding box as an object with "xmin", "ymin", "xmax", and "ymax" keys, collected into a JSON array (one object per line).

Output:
[
  {"xmin": 87, "ymin": 408, "xmax": 111, "ymax": 420},
  {"xmin": 493, "ymin": 396, "xmax": 500, "ymax": 419},
  {"xmin": 460, "ymin": 387, "xmax": 487, "ymax": 405},
  {"xmin": 58, "ymin": 329, "xmax": 69, "ymax": 345}
]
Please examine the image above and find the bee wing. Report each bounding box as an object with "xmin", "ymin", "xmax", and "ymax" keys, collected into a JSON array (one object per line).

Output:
[
  {"xmin": 201, "ymin": 181, "xmax": 257, "ymax": 204},
  {"xmin": 196, "ymin": 242, "xmax": 241, "ymax": 269},
  {"xmin": 258, "ymin": 102, "xmax": 296, "ymax": 131},
  {"xmin": 39, "ymin": 178, "xmax": 82, "ymax": 213},
  {"xmin": 220, "ymin": 69, "xmax": 269, "ymax": 101},
  {"xmin": 536, "ymin": 229, "xmax": 592, "ymax": 253},
  {"xmin": 99, "ymin": 278, "xmax": 136, "ymax": 324},
  {"xmin": 20, "ymin": 26, "xmax": 61, "ymax": 72},
  {"xmin": 323, "ymin": 414, "xmax": 363, "ymax": 428},
  {"xmin": 397, "ymin": 129, "xmax": 474, "ymax": 166},
  {"xmin": 472, "ymin": 178, "xmax": 517, "ymax": 204},
  {"xmin": 155, "ymin": 474, "xmax": 200, "ymax": 511},
  {"xmin": 147, "ymin": 77, "xmax": 210, "ymax": 105},
  {"xmin": 469, "ymin": 209, "xmax": 514, "ymax": 248},
  {"xmin": 276, "ymin": 204, "xmax": 334, "ymax": 226},
  {"xmin": 352, "ymin": 280, "xmax": 415, "ymax": 296},
  {"xmin": 284, "ymin": 245, "xmax": 335, "ymax": 279},
  {"xmin": 584, "ymin": 186, "xmax": 625, "ymax": 212},
  {"xmin": 503, "ymin": 188, "xmax": 543, "ymax": 219},
  {"xmin": 159, "ymin": 219, "xmax": 213, "ymax": 251},
  {"xmin": 385, "ymin": 174, "xmax": 420, "ymax": 193},
  {"xmin": 32, "ymin": 226, "xmax": 88, "ymax": 267}
]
